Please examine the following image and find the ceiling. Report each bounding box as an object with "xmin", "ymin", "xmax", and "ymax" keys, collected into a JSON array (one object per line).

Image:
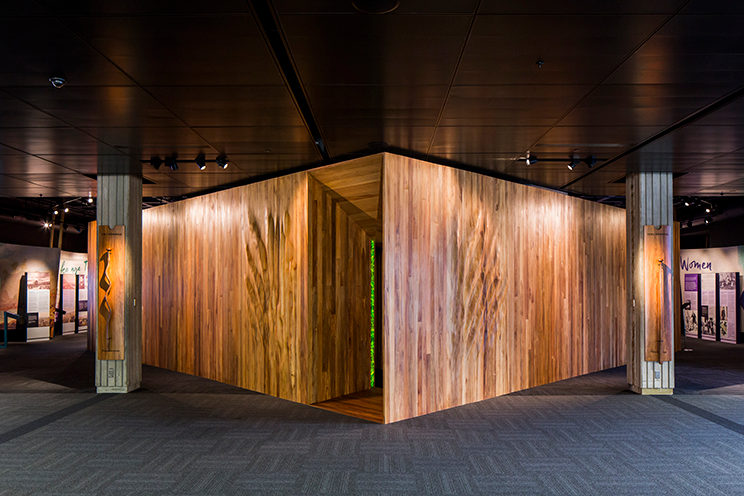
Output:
[{"xmin": 1, "ymin": 0, "xmax": 744, "ymax": 207}]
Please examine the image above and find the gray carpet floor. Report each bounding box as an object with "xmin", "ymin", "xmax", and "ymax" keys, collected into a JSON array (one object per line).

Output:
[{"xmin": 1, "ymin": 334, "xmax": 744, "ymax": 495}]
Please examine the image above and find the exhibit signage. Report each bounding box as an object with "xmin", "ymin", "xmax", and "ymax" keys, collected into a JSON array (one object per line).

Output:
[
  {"xmin": 61, "ymin": 274, "xmax": 76, "ymax": 335},
  {"xmin": 26, "ymin": 271, "xmax": 51, "ymax": 341},
  {"xmin": 683, "ymin": 274, "xmax": 700, "ymax": 339},
  {"xmin": 700, "ymin": 273, "xmax": 717, "ymax": 341},
  {"xmin": 718, "ymin": 272, "xmax": 739, "ymax": 344},
  {"xmin": 97, "ymin": 225, "xmax": 125, "ymax": 360}
]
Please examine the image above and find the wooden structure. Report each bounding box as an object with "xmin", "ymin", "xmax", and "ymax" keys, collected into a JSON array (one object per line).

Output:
[{"xmin": 139, "ymin": 153, "xmax": 627, "ymax": 422}]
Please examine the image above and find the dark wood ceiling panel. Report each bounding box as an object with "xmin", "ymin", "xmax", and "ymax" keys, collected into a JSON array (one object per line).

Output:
[
  {"xmin": 438, "ymin": 85, "xmax": 593, "ymax": 128},
  {"xmin": 455, "ymin": 15, "xmax": 666, "ymax": 86},
  {"xmin": 0, "ymin": 155, "xmax": 77, "ymax": 175},
  {"xmin": 38, "ymin": 0, "xmax": 250, "ymax": 15},
  {"xmin": 431, "ymin": 126, "xmax": 549, "ymax": 168},
  {"xmin": 303, "ymin": 84, "xmax": 445, "ymax": 127},
  {"xmin": 0, "ymin": 93, "xmax": 65, "ymax": 128},
  {"xmin": 7, "ymin": 173, "xmax": 97, "ymax": 189},
  {"xmin": 479, "ymin": 0, "xmax": 686, "ymax": 14},
  {"xmin": 0, "ymin": 128, "xmax": 117, "ymax": 156},
  {"xmin": 3, "ymin": 86, "xmax": 181, "ymax": 128},
  {"xmin": 34, "ymin": 154, "xmax": 113, "ymax": 175},
  {"xmin": 605, "ymin": 14, "xmax": 744, "ymax": 86},
  {"xmin": 274, "ymin": 0, "xmax": 478, "ymax": 14},
  {"xmin": 556, "ymin": 84, "xmax": 737, "ymax": 128},
  {"xmin": 0, "ymin": 17, "xmax": 133, "ymax": 87},
  {"xmin": 62, "ymin": 15, "xmax": 281, "ymax": 86},
  {"xmin": 279, "ymin": 14, "xmax": 471, "ymax": 84},
  {"xmin": 145, "ymin": 86, "xmax": 307, "ymax": 128},
  {"xmin": 683, "ymin": 0, "xmax": 744, "ymax": 13}
]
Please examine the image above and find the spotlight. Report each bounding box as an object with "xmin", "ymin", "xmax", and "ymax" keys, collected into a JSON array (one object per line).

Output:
[
  {"xmin": 705, "ymin": 207, "xmax": 711, "ymax": 213},
  {"xmin": 43, "ymin": 222, "xmax": 50, "ymax": 228},
  {"xmin": 705, "ymin": 217, "xmax": 711, "ymax": 225},
  {"xmin": 195, "ymin": 153, "xmax": 207, "ymax": 171},
  {"xmin": 166, "ymin": 157, "xmax": 178, "ymax": 171},
  {"xmin": 87, "ymin": 197, "xmax": 94, "ymax": 203},
  {"xmin": 583, "ymin": 156, "xmax": 596, "ymax": 167},
  {"xmin": 567, "ymin": 157, "xmax": 580, "ymax": 171},
  {"xmin": 216, "ymin": 155, "xmax": 229, "ymax": 169},
  {"xmin": 64, "ymin": 207, "xmax": 69, "ymax": 213},
  {"xmin": 525, "ymin": 153, "xmax": 537, "ymax": 166},
  {"xmin": 53, "ymin": 210, "xmax": 58, "ymax": 215},
  {"xmin": 150, "ymin": 156, "xmax": 163, "ymax": 170},
  {"xmin": 684, "ymin": 200, "xmax": 690, "ymax": 207}
]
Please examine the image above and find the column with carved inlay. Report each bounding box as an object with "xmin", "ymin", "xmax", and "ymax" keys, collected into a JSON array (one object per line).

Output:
[
  {"xmin": 626, "ymin": 171, "xmax": 675, "ymax": 394},
  {"xmin": 95, "ymin": 172, "xmax": 142, "ymax": 393}
]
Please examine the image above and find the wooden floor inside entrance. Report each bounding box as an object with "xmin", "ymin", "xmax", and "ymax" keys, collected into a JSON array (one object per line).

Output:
[{"xmin": 312, "ymin": 387, "xmax": 383, "ymax": 423}]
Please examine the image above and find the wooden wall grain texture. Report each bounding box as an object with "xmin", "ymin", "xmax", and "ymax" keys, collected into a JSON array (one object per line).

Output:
[
  {"xmin": 308, "ymin": 176, "xmax": 371, "ymax": 402},
  {"xmin": 142, "ymin": 172, "xmax": 371, "ymax": 404},
  {"xmin": 382, "ymin": 155, "xmax": 627, "ymax": 423}
]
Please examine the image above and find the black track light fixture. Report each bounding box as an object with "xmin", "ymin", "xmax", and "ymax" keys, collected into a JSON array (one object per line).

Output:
[
  {"xmin": 150, "ymin": 156, "xmax": 162, "ymax": 170},
  {"xmin": 567, "ymin": 157, "xmax": 581, "ymax": 171},
  {"xmin": 704, "ymin": 217, "xmax": 711, "ymax": 225},
  {"xmin": 195, "ymin": 153, "xmax": 207, "ymax": 171},
  {"xmin": 687, "ymin": 220, "xmax": 693, "ymax": 228},
  {"xmin": 583, "ymin": 156, "xmax": 596, "ymax": 168},
  {"xmin": 166, "ymin": 157, "xmax": 178, "ymax": 171},
  {"xmin": 216, "ymin": 155, "xmax": 229, "ymax": 169},
  {"xmin": 525, "ymin": 153, "xmax": 537, "ymax": 166}
]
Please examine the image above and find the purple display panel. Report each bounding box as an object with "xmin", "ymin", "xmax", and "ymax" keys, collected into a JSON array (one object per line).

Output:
[
  {"xmin": 700, "ymin": 273, "xmax": 717, "ymax": 341},
  {"xmin": 683, "ymin": 274, "xmax": 700, "ymax": 339},
  {"xmin": 718, "ymin": 272, "xmax": 739, "ymax": 344}
]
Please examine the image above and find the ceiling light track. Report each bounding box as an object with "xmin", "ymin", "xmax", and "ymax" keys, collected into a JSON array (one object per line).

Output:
[{"xmin": 248, "ymin": 0, "xmax": 330, "ymax": 162}]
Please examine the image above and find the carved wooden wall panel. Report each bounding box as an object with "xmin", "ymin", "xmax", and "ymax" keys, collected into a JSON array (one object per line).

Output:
[
  {"xmin": 143, "ymin": 172, "xmax": 371, "ymax": 404},
  {"xmin": 382, "ymin": 155, "xmax": 626, "ymax": 423}
]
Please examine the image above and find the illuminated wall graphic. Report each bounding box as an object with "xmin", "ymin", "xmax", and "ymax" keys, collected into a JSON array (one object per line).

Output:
[
  {"xmin": 370, "ymin": 239, "xmax": 375, "ymax": 387},
  {"xmin": 97, "ymin": 225, "xmax": 125, "ymax": 360}
]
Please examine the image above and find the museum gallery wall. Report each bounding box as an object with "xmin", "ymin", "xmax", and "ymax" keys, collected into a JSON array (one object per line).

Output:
[
  {"xmin": 141, "ymin": 171, "xmax": 371, "ymax": 404},
  {"xmin": 382, "ymin": 155, "xmax": 627, "ymax": 423},
  {"xmin": 140, "ymin": 153, "xmax": 626, "ymax": 423}
]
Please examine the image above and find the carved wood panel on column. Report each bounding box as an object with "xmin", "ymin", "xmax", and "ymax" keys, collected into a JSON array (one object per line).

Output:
[
  {"xmin": 626, "ymin": 172, "xmax": 674, "ymax": 393},
  {"xmin": 382, "ymin": 155, "xmax": 627, "ymax": 423},
  {"xmin": 96, "ymin": 174, "xmax": 142, "ymax": 392}
]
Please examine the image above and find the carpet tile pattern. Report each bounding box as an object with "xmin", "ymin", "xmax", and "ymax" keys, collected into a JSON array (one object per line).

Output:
[{"xmin": 1, "ymin": 335, "xmax": 744, "ymax": 495}]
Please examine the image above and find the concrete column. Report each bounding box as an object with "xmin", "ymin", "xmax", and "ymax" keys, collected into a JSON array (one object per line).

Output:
[
  {"xmin": 96, "ymin": 173, "xmax": 142, "ymax": 393},
  {"xmin": 626, "ymin": 171, "xmax": 674, "ymax": 394}
]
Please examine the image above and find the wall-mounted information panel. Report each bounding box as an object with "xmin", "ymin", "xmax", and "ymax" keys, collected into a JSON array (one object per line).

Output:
[
  {"xmin": 97, "ymin": 225, "xmax": 125, "ymax": 360},
  {"xmin": 644, "ymin": 225, "xmax": 673, "ymax": 363},
  {"xmin": 718, "ymin": 272, "xmax": 739, "ymax": 344},
  {"xmin": 683, "ymin": 274, "xmax": 700, "ymax": 339},
  {"xmin": 700, "ymin": 273, "xmax": 717, "ymax": 341}
]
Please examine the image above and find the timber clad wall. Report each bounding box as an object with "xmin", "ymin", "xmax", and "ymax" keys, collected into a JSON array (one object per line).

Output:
[
  {"xmin": 382, "ymin": 155, "xmax": 626, "ymax": 423},
  {"xmin": 142, "ymin": 172, "xmax": 370, "ymax": 404},
  {"xmin": 308, "ymin": 176, "xmax": 372, "ymax": 401}
]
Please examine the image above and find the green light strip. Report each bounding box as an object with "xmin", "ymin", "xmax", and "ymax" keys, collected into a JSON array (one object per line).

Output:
[{"xmin": 370, "ymin": 239, "xmax": 375, "ymax": 388}]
